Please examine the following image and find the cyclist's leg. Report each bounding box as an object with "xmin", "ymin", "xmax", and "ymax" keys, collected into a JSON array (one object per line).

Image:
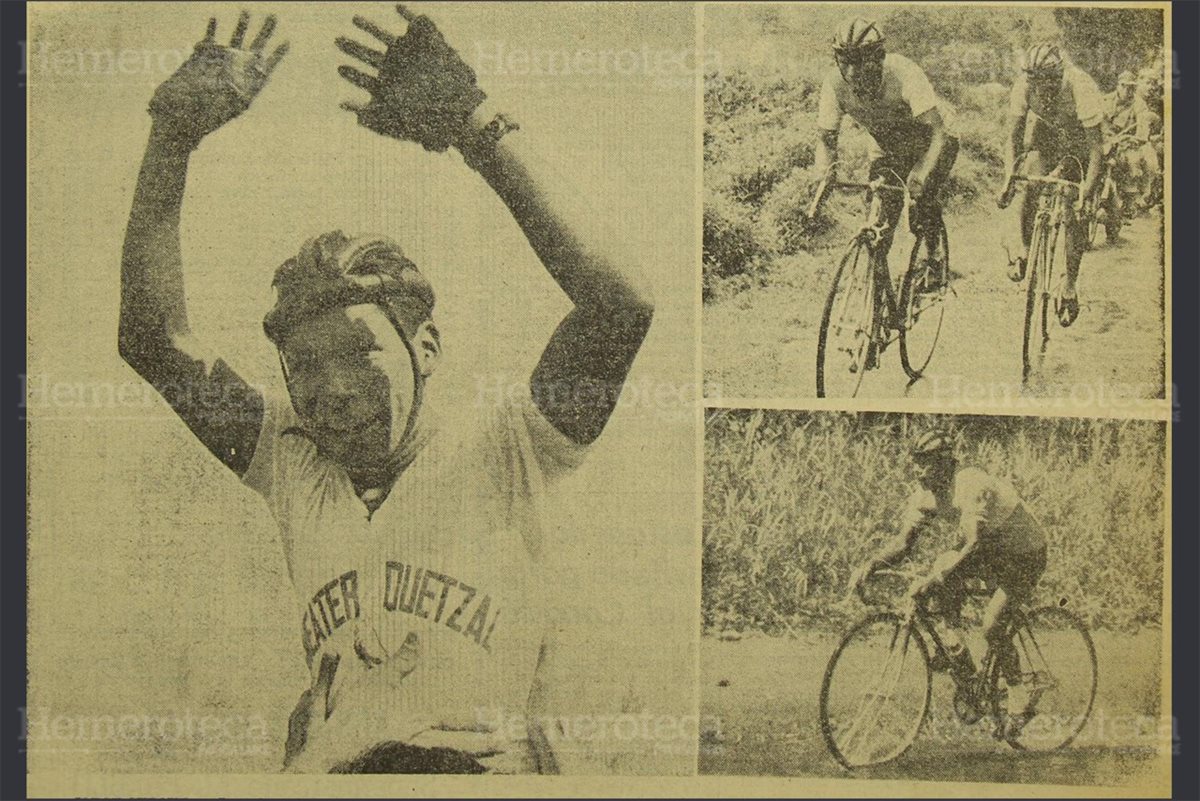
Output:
[
  {"xmin": 991, "ymin": 545, "xmax": 1049, "ymax": 734},
  {"xmin": 1010, "ymin": 116, "xmax": 1053, "ymax": 281},
  {"xmin": 1139, "ymin": 141, "xmax": 1162, "ymax": 207},
  {"xmin": 1060, "ymin": 153, "xmax": 1089, "ymax": 324},
  {"xmin": 925, "ymin": 550, "xmax": 976, "ymax": 678},
  {"xmin": 917, "ymin": 133, "xmax": 959, "ymax": 233},
  {"xmin": 868, "ymin": 149, "xmax": 908, "ymax": 275},
  {"xmin": 915, "ymin": 134, "xmax": 958, "ymax": 289}
]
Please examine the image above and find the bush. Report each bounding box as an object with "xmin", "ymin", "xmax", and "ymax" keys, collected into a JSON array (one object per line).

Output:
[
  {"xmin": 703, "ymin": 192, "xmax": 770, "ymax": 300},
  {"xmin": 704, "ymin": 411, "xmax": 1165, "ymax": 635}
]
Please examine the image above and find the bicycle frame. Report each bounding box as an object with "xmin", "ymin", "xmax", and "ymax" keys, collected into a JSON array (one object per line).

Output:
[
  {"xmin": 812, "ymin": 169, "xmax": 907, "ymax": 352},
  {"xmin": 1005, "ymin": 156, "xmax": 1083, "ymax": 380}
]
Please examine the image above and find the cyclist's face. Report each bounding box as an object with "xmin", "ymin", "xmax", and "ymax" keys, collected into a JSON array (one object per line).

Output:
[
  {"xmin": 280, "ymin": 304, "xmax": 417, "ymax": 470},
  {"xmin": 1117, "ymin": 84, "xmax": 1135, "ymax": 103},
  {"xmin": 837, "ymin": 51, "xmax": 885, "ymax": 97}
]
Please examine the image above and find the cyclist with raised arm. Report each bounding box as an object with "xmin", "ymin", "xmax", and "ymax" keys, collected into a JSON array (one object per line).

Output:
[
  {"xmin": 814, "ymin": 17, "xmax": 959, "ymax": 315},
  {"xmin": 849, "ymin": 430, "xmax": 1049, "ymax": 739},
  {"xmin": 118, "ymin": 7, "xmax": 654, "ymax": 774},
  {"xmin": 998, "ymin": 43, "xmax": 1104, "ymax": 328}
]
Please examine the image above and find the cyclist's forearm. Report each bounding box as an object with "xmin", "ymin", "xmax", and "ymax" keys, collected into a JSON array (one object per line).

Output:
[
  {"xmin": 816, "ymin": 130, "xmax": 838, "ymax": 174},
  {"xmin": 120, "ymin": 125, "xmax": 195, "ymax": 368},
  {"xmin": 872, "ymin": 531, "xmax": 916, "ymax": 568},
  {"xmin": 1005, "ymin": 116, "xmax": 1025, "ymax": 174},
  {"xmin": 914, "ymin": 128, "xmax": 947, "ymax": 186}
]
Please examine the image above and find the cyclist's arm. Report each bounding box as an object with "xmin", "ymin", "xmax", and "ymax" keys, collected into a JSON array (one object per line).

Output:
[
  {"xmin": 1003, "ymin": 79, "xmax": 1028, "ymax": 179},
  {"xmin": 814, "ymin": 73, "xmax": 841, "ymax": 180},
  {"xmin": 1078, "ymin": 124, "xmax": 1104, "ymax": 204},
  {"xmin": 815, "ymin": 129, "xmax": 839, "ymax": 178},
  {"xmin": 929, "ymin": 525, "xmax": 981, "ymax": 583},
  {"xmin": 1003, "ymin": 110, "xmax": 1026, "ymax": 179},
  {"xmin": 119, "ymin": 125, "xmax": 264, "ymax": 475},
  {"xmin": 868, "ymin": 497, "xmax": 928, "ymax": 570},
  {"xmin": 457, "ymin": 100, "xmax": 654, "ymax": 446}
]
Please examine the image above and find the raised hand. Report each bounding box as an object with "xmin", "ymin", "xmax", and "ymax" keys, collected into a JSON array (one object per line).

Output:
[
  {"xmin": 336, "ymin": 4, "xmax": 487, "ymax": 152},
  {"xmin": 148, "ymin": 11, "xmax": 288, "ymax": 148}
]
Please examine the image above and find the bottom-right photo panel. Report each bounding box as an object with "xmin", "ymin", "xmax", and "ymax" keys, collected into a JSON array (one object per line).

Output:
[{"xmin": 700, "ymin": 409, "xmax": 1169, "ymax": 792}]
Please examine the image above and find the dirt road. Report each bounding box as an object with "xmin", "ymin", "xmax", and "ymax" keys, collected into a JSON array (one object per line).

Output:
[
  {"xmin": 703, "ymin": 208, "xmax": 1165, "ymax": 405},
  {"xmin": 699, "ymin": 629, "xmax": 1167, "ymax": 787}
]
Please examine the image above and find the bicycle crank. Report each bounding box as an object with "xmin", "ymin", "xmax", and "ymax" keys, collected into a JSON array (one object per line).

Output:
[{"xmin": 953, "ymin": 684, "xmax": 985, "ymax": 725}]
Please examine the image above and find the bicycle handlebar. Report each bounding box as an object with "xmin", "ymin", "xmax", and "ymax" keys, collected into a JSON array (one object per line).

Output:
[
  {"xmin": 1008, "ymin": 173, "xmax": 1082, "ymax": 190},
  {"xmin": 805, "ymin": 162, "xmax": 909, "ymax": 222}
]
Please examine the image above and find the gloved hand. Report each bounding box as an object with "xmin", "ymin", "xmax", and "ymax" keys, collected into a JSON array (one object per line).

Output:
[
  {"xmin": 148, "ymin": 11, "xmax": 288, "ymax": 149},
  {"xmin": 337, "ymin": 4, "xmax": 487, "ymax": 152}
]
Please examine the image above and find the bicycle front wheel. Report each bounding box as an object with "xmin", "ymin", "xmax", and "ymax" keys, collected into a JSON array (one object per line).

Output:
[
  {"xmin": 819, "ymin": 612, "xmax": 932, "ymax": 769},
  {"xmin": 899, "ymin": 218, "xmax": 950, "ymax": 380},
  {"xmin": 989, "ymin": 605, "xmax": 1098, "ymax": 752},
  {"xmin": 817, "ymin": 238, "xmax": 874, "ymax": 398},
  {"xmin": 1021, "ymin": 218, "xmax": 1052, "ymax": 383}
]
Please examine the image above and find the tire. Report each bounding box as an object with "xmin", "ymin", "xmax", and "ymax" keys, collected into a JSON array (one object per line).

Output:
[
  {"xmin": 899, "ymin": 218, "xmax": 950, "ymax": 381},
  {"xmin": 1021, "ymin": 218, "xmax": 1051, "ymax": 383},
  {"xmin": 987, "ymin": 606, "xmax": 1098, "ymax": 752},
  {"xmin": 816, "ymin": 238, "xmax": 874, "ymax": 399},
  {"xmin": 819, "ymin": 612, "xmax": 932, "ymax": 769}
]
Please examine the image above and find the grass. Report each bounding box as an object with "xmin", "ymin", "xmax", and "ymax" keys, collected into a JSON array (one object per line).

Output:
[{"xmin": 703, "ymin": 411, "xmax": 1165, "ymax": 635}]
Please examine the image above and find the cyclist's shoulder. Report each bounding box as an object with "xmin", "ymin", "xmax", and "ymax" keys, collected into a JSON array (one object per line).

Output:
[
  {"xmin": 882, "ymin": 52, "xmax": 933, "ymax": 88},
  {"xmin": 1063, "ymin": 63, "xmax": 1104, "ymax": 110},
  {"xmin": 1064, "ymin": 62, "xmax": 1101, "ymax": 90}
]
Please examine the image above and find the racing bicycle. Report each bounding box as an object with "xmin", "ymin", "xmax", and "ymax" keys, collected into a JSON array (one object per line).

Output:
[
  {"xmin": 818, "ymin": 567, "xmax": 1098, "ymax": 769},
  {"xmin": 807, "ymin": 164, "xmax": 951, "ymax": 398},
  {"xmin": 1000, "ymin": 156, "xmax": 1085, "ymax": 383}
]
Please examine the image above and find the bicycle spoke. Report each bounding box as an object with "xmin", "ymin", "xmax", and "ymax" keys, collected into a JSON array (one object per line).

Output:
[{"xmin": 996, "ymin": 608, "xmax": 1097, "ymax": 752}]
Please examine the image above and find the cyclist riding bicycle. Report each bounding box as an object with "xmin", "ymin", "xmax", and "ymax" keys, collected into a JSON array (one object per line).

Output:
[
  {"xmin": 849, "ymin": 429, "xmax": 1049, "ymax": 739},
  {"xmin": 815, "ymin": 18, "xmax": 959, "ymax": 292},
  {"xmin": 998, "ymin": 43, "xmax": 1104, "ymax": 328},
  {"xmin": 1101, "ymin": 70, "xmax": 1159, "ymax": 213}
]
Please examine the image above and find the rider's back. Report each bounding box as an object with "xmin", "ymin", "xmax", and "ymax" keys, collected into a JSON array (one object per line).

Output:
[{"xmin": 952, "ymin": 466, "xmax": 1045, "ymax": 558}]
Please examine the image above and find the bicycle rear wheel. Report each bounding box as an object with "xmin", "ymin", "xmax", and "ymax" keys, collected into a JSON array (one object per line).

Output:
[
  {"xmin": 1021, "ymin": 219, "xmax": 1052, "ymax": 383},
  {"xmin": 817, "ymin": 238, "xmax": 874, "ymax": 398},
  {"xmin": 988, "ymin": 606, "xmax": 1098, "ymax": 752},
  {"xmin": 819, "ymin": 613, "xmax": 932, "ymax": 769},
  {"xmin": 899, "ymin": 218, "xmax": 950, "ymax": 380}
]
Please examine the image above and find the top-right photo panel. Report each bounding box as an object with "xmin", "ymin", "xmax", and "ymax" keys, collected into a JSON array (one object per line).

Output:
[{"xmin": 702, "ymin": 3, "xmax": 1168, "ymax": 403}]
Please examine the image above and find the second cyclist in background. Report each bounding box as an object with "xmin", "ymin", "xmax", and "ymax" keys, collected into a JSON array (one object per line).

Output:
[{"xmin": 998, "ymin": 43, "xmax": 1103, "ymax": 328}]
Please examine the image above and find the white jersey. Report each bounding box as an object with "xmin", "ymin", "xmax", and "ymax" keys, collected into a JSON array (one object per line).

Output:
[{"xmin": 242, "ymin": 389, "xmax": 588, "ymax": 772}]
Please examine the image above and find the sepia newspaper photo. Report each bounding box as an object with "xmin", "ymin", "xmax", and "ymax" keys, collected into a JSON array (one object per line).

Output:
[
  {"xmin": 26, "ymin": 1, "xmax": 698, "ymax": 793},
  {"xmin": 23, "ymin": 0, "xmax": 1173, "ymax": 798},
  {"xmin": 702, "ymin": 3, "xmax": 1169, "ymax": 407},
  {"xmin": 701, "ymin": 410, "xmax": 1170, "ymax": 795}
]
